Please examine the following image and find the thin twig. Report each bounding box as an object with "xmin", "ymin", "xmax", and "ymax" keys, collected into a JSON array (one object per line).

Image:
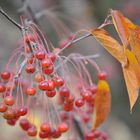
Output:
[
  {"xmin": 0, "ymin": 7, "xmax": 24, "ymax": 30},
  {"xmin": 56, "ymin": 33, "xmax": 92, "ymax": 55}
]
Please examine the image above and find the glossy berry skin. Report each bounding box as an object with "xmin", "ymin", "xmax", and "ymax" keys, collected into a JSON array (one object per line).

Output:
[
  {"xmin": 75, "ymin": 99, "xmax": 84, "ymax": 107},
  {"xmin": 18, "ymin": 107, "xmax": 28, "ymax": 116},
  {"xmin": 82, "ymin": 91, "xmax": 92, "ymax": 102},
  {"xmin": 7, "ymin": 119, "xmax": 16, "ymax": 126},
  {"xmin": 65, "ymin": 95, "xmax": 75, "ymax": 104},
  {"xmin": 89, "ymin": 85, "xmax": 98, "ymax": 95},
  {"xmin": 4, "ymin": 96, "xmax": 15, "ymax": 106},
  {"xmin": 0, "ymin": 103, "xmax": 8, "ymax": 112},
  {"xmin": 52, "ymin": 129, "xmax": 61, "ymax": 138},
  {"xmin": 48, "ymin": 53, "xmax": 56, "ymax": 62},
  {"xmin": 58, "ymin": 122, "xmax": 69, "ymax": 133},
  {"xmin": 64, "ymin": 102, "xmax": 74, "ymax": 112},
  {"xmin": 0, "ymin": 83, "xmax": 6, "ymax": 92},
  {"xmin": 25, "ymin": 64, "xmax": 36, "ymax": 74},
  {"xmin": 27, "ymin": 126, "xmax": 37, "ymax": 137},
  {"xmin": 43, "ymin": 66, "xmax": 54, "ymax": 75},
  {"xmin": 46, "ymin": 90, "xmax": 56, "ymax": 97},
  {"xmin": 36, "ymin": 51, "xmax": 45, "ymax": 60},
  {"xmin": 40, "ymin": 123, "xmax": 51, "ymax": 132},
  {"xmin": 53, "ymin": 76, "xmax": 64, "ymax": 87},
  {"xmin": 85, "ymin": 132, "xmax": 95, "ymax": 140},
  {"xmin": 39, "ymin": 131, "xmax": 49, "ymax": 139},
  {"xmin": 26, "ymin": 87, "xmax": 36, "ymax": 96},
  {"xmin": 3, "ymin": 109, "xmax": 15, "ymax": 120},
  {"xmin": 1, "ymin": 71, "xmax": 10, "ymax": 80},
  {"xmin": 19, "ymin": 119, "xmax": 31, "ymax": 131},
  {"xmin": 41, "ymin": 58, "xmax": 52, "ymax": 68},
  {"xmin": 98, "ymin": 71, "xmax": 107, "ymax": 80},
  {"xmin": 59, "ymin": 87, "xmax": 70, "ymax": 97}
]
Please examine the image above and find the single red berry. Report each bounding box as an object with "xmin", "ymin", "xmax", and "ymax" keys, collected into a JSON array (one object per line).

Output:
[
  {"xmin": 19, "ymin": 119, "xmax": 31, "ymax": 131},
  {"xmin": 3, "ymin": 109, "xmax": 15, "ymax": 120},
  {"xmin": 25, "ymin": 64, "xmax": 36, "ymax": 74},
  {"xmin": 64, "ymin": 102, "xmax": 74, "ymax": 111},
  {"xmin": 43, "ymin": 65, "xmax": 54, "ymax": 75},
  {"xmin": 58, "ymin": 122, "xmax": 69, "ymax": 133},
  {"xmin": 4, "ymin": 96, "xmax": 15, "ymax": 106},
  {"xmin": 40, "ymin": 123, "xmax": 51, "ymax": 132},
  {"xmin": 1, "ymin": 71, "xmax": 10, "ymax": 80},
  {"xmin": 41, "ymin": 58, "xmax": 52, "ymax": 68},
  {"xmin": 27, "ymin": 126, "xmax": 37, "ymax": 137},
  {"xmin": 98, "ymin": 71, "xmax": 107, "ymax": 80},
  {"xmin": 39, "ymin": 131, "xmax": 49, "ymax": 139},
  {"xmin": 93, "ymin": 130, "xmax": 101, "ymax": 138},
  {"xmin": 7, "ymin": 119, "xmax": 16, "ymax": 126},
  {"xmin": 85, "ymin": 132, "xmax": 95, "ymax": 140},
  {"xmin": 75, "ymin": 99, "xmax": 84, "ymax": 107},
  {"xmin": 60, "ymin": 87, "xmax": 70, "ymax": 97},
  {"xmin": 46, "ymin": 90, "xmax": 56, "ymax": 97},
  {"xmin": 0, "ymin": 83, "xmax": 6, "ymax": 92},
  {"xmin": 81, "ymin": 90, "xmax": 92, "ymax": 102},
  {"xmin": 52, "ymin": 129, "xmax": 61, "ymax": 138},
  {"xmin": 35, "ymin": 72, "xmax": 45, "ymax": 83},
  {"xmin": 36, "ymin": 50, "xmax": 45, "ymax": 60},
  {"xmin": 19, "ymin": 107, "xmax": 28, "ymax": 116},
  {"xmin": 0, "ymin": 103, "xmax": 8, "ymax": 113},
  {"xmin": 53, "ymin": 76, "xmax": 64, "ymax": 87},
  {"xmin": 89, "ymin": 85, "xmax": 98, "ymax": 95},
  {"xmin": 25, "ymin": 34, "xmax": 35, "ymax": 43},
  {"xmin": 48, "ymin": 53, "xmax": 56, "ymax": 62},
  {"xmin": 26, "ymin": 87, "xmax": 36, "ymax": 96},
  {"xmin": 65, "ymin": 95, "xmax": 75, "ymax": 104}
]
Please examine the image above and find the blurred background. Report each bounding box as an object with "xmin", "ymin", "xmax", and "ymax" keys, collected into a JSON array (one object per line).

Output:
[{"xmin": 0, "ymin": 0, "xmax": 140, "ymax": 140}]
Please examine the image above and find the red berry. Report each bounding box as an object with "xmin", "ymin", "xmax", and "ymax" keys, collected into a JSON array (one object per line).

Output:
[
  {"xmin": 75, "ymin": 99, "xmax": 84, "ymax": 107},
  {"xmin": 64, "ymin": 102, "xmax": 74, "ymax": 111},
  {"xmin": 0, "ymin": 83, "xmax": 6, "ymax": 92},
  {"xmin": 41, "ymin": 58, "xmax": 52, "ymax": 68},
  {"xmin": 85, "ymin": 132, "xmax": 95, "ymax": 140},
  {"xmin": 36, "ymin": 50, "xmax": 45, "ymax": 60},
  {"xmin": 53, "ymin": 76, "xmax": 64, "ymax": 87},
  {"xmin": 39, "ymin": 131, "xmax": 49, "ymax": 139},
  {"xmin": 19, "ymin": 107, "xmax": 28, "ymax": 116},
  {"xmin": 60, "ymin": 87, "xmax": 70, "ymax": 97},
  {"xmin": 58, "ymin": 122, "xmax": 69, "ymax": 133},
  {"xmin": 89, "ymin": 85, "xmax": 98, "ymax": 95},
  {"xmin": 98, "ymin": 71, "xmax": 107, "ymax": 80},
  {"xmin": 25, "ymin": 64, "xmax": 36, "ymax": 74},
  {"xmin": 7, "ymin": 119, "xmax": 16, "ymax": 126},
  {"xmin": 40, "ymin": 123, "xmax": 51, "ymax": 132},
  {"xmin": 27, "ymin": 126, "xmax": 37, "ymax": 137},
  {"xmin": 19, "ymin": 119, "xmax": 31, "ymax": 131},
  {"xmin": 81, "ymin": 90, "xmax": 92, "ymax": 102},
  {"xmin": 25, "ymin": 34, "xmax": 35, "ymax": 43},
  {"xmin": 46, "ymin": 90, "xmax": 56, "ymax": 97},
  {"xmin": 48, "ymin": 53, "xmax": 56, "ymax": 62},
  {"xmin": 65, "ymin": 95, "xmax": 75, "ymax": 104},
  {"xmin": 0, "ymin": 103, "xmax": 7, "ymax": 112},
  {"xmin": 26, "ymin": 87, "xmax": 36, "ymax": 96},
  {"xmin": 3, "ymin": 109, "xmax": 15, "ymax": 120},
  {"xmin": 4, "ymin": 96, "xmax": 15, "ymax": 106},
  {"xmin": 43, "ymin": 65, "xmax": 54, "ymax": 75},
  {"xmin": 1, "ymin": 71, "xmax": 10, "ymax": 80},
  {"xmin": 52, "ymin": 129, "xmax": 61, "ymax": 138},
  {"xmin": 35, "ymin": 72, "xmax": 45, "ymax": 83}
]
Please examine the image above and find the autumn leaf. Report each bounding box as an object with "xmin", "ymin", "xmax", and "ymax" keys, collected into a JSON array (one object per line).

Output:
[
  {"xmin": 92, "ymin": 80, "xmax": 111, "ymax": 130},
  {"xmin": 91, "ymin": 28, "xmax": 127, "ymax": 66}
]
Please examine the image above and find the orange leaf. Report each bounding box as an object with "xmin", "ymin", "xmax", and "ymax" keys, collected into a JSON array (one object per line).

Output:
[
  {"xmin": 91, "ymin": 29, "xmax": 127, "ymax": 66},
  {"xmin": 125, "ymin": 49, "xmax": 140, "ymax": 86},
  {"xmin": 122, "ymin": 64, "xmax": 139, "ymax": 111},
  {"xmin": 92, "ymin": 80, "xmax": 111, "ymax": 130},
  {"xmin": 111, "ymin": 9, "xmax": 129, "ymax": 47}
]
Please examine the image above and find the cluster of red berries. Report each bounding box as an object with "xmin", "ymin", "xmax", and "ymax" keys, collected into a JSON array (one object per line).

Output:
[{"xmin": 0, "ymin": 22, "xmax": 109, "ymax": 139}]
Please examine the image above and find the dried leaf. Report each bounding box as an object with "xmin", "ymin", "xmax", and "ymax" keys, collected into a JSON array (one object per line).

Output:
[
  {"xmin": 111, "ymin": 9, "xmax": 129, "ymax": 47},
  {"xmin": 93, "ymin": 80, "xmax": 111, "ymax": 130},
  {"xmin": 125, "ymin": 49, "xmax": 140, "ymax": 86},
  {"xmin": 91, "ymin": 29, "xmax": 127, "ymax": 66},
  {"xmin": 122, "ymin": 65, "xmax": 139, "ymax": 111}
]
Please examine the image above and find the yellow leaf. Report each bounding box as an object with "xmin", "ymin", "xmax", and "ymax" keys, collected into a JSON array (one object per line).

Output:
[
  {"xmin": 93, "ymin": 80, "xmax": 111, "ymax": 130},
  {"xmin": 122, "ymin": 65, "xmax": 139, "ymax": 111},
  {"xmin": 91, "ymin": 29, "xmax": 127, "ymax": 66},
  {"xmin": 111, "ymin": 9, "xmax": 129, "ymax": 47},
  {"xmin": 125, "ymin": 49, "xmax": 140, "ymax": 86}
]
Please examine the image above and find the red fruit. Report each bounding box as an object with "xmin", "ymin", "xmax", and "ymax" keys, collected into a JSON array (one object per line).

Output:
[
  {"xmin": 93, "ymin": 130, "xmax": 101, "ymax": 138},
  {"xmin": 48, "ymin": 53, "xmax": 56, "ymax": 62},
  {"xmin": 75, "ymin": 99, "xmax": 84, "ymax": 107},
  {"xmin": 52, "ymin": 129, "xmax": 61, "ymax": 138},
  {"xmin": 53, "ymin": 76, "xmax": 64, "ymax": 87},
  {"xmin": 39, "ymin": 131, "xmax": 49, "ymax": 139},
  {"xmin": 40, "ymin": 123, "xmax": 51, "ymax": 132},
  {"xmin": 41, "ymin": 58, "xmax": 52, "ymax": 68},
  {"xmin": 65, "ymin": 95, "xmax": 75, "ymax": 104},
  {"xmin": 19, "ymin": 119, "xmax": 31, "ymax": 131},
  {"xmin": 89, "ymin": 85, "xmax": 98, "ymax": 95},
  {"xmin": 43, "ymin": 65, "xmax": 54, "ymax": 75},
  {"xmin": 4, "ymin": 96, "xmax": 15, "ymax": 106},
  {"xmin": 35, "ymin": 72, "xmax": 45, "ymax": 83},
  {"xmin": 3, "ymin": 109, "xmax": 15, "ymax": 120},
  {"xmin": 26, "ymin": 87, "xmax": 36, "ymax": 96},
  {"xmin": 0, "ymin": 103, "xmax": 7, "ymax": 112},
  {"xmin": 25, "ymin": 64, "xmax": 36, "ymax": 74},
  {"xmin": 19, "ymin": 107, "xmax": 28, "ymax": 116},
  {"xmin": 0, "ymin": 83, "xmax": 6, "ymax": 92},
  {"xmin": 98, "ymin": 71, "xmax": 107, "ymax": 80},
  {"xmin": 1, "ymin": 71, "xmax": 10, "ymax": 80},
  {"xmin": 58, "ymin": 122, "xmax": 69, "ymax": 133},
  {"xmin": 36, "ymin": 50, "xmax": 45, "ymax": 60},
  {"xmin": 27, "ymin": 126, "xmax": 37, "ymax": 137},
  {"xmin": 25, "ymin": 34, "xmax": 35, "ymax": 43},
  {"xmin": 85, "ymin": 132, "xmax": 95, "ymax": 140},
  {"xmin": 64, "ymin": 102, "xmax": 74, "ymax": 111},
  {"xmin": 46, "ymin": 90, "xmax": 56, "ymax": 97},
  {"xmin": 59, "ymin": 87, "xmax": 70, "ymax": 97},
  {"xmin": 82, "ymin": 90, "xmax": 92, "ymax": 102},
  {"xmin": 7, "ymin": 119, "xmax": 16, "ymax": 126}
]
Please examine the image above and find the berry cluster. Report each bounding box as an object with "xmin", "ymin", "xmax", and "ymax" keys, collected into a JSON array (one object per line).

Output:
[{"xmin": 0, "ymin": 21, "xmax": 109, "ymax": 140}]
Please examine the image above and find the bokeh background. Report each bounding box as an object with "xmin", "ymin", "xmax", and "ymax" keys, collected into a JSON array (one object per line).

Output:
[{"xmin": 0, "ymin": 0, "xmax": 140, "ymax": 140}]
